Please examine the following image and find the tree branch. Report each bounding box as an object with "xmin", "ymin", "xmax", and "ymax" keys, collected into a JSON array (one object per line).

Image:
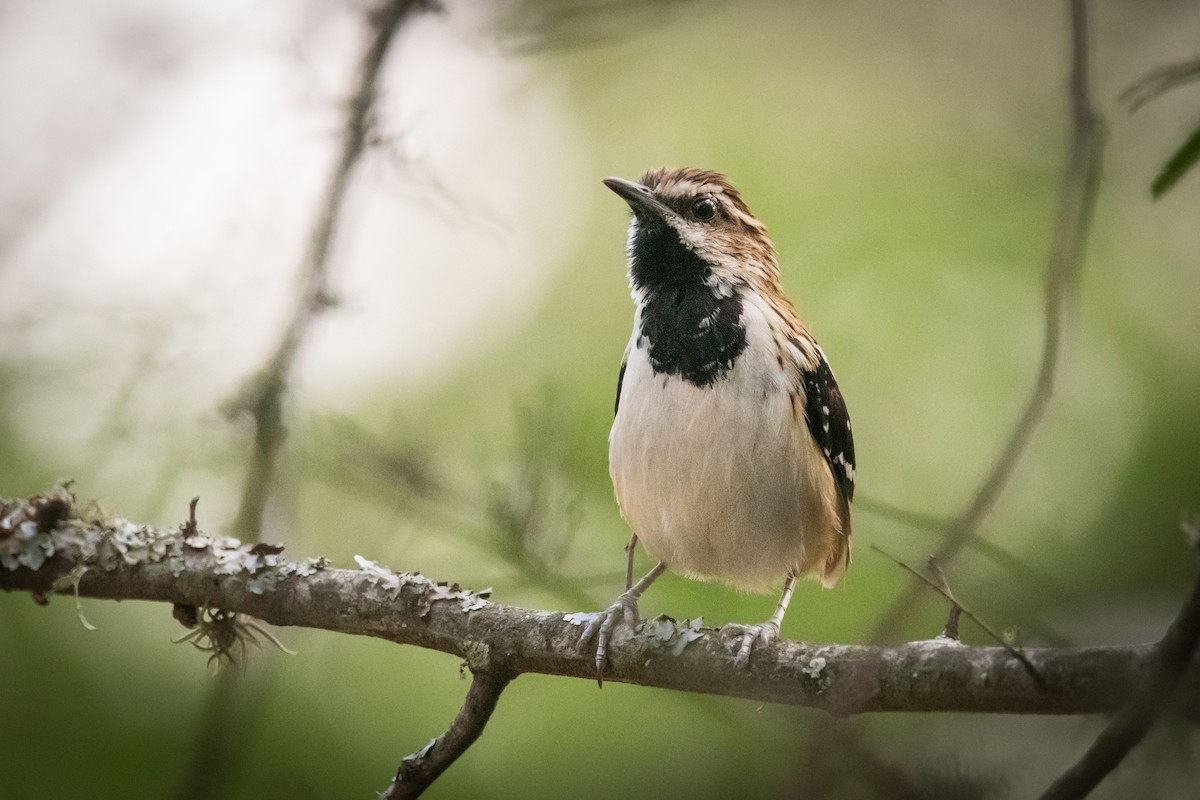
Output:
[
  {"xmin": 383, "ymin": 670, "xmax": 514, "ymax": 799},
  {"xmin": 3, "ymin": 490, "xmax": 1198, "ymax": 718},
  {"xmin": 1038, "ymin": 536, "xmax": 1200, "ymax": 800}
]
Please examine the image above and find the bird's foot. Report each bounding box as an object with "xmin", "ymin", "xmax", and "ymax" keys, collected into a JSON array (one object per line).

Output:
[
  {"xmin": 578, "ymin": 591, "xmax": 640, "ymax": 686},
  {"xmin": 723, "ymin": 619, "xmax": 782, "ymax": 669}
]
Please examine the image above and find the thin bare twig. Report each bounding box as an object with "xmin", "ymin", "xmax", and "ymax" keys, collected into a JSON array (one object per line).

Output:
[
  {"xmin": 226, "ymin": 0, "xmax": 434, "ymax": 540},
  {"xmin": 1119, "ymin": 55, "xmax": 1200, "ymax": 113},
  {"xmin": 1038, "ymin": 539, "xmax": 1200, "ymax": 800},
  {"xmin": 869, "ymin": 506, "xmax": 1078, "ymax": 644},
  {"xmin": 382, "ymin": 670, "xmax": 515, "ymax": 799},
  {"xmin": 873, "ymin": 0, "xmax": 1106, "ymax": 640},
  {"xmin": 871, "ymin": 545, "xmax": 1046, "ymax": 689},
  {"xmin": 925, "ymin": 557, "xmax": 963, "ymax": 640}
]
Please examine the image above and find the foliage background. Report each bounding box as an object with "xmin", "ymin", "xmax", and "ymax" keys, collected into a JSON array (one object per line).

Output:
[{"xmin": 1, "ymin": 0, "xmax": 1198, "ymax": 797}]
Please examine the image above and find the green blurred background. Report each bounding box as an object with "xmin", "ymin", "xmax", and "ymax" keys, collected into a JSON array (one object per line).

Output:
[{"xmin": 2, "ymin": 0, "xmax": 1199, "ymax": 797}]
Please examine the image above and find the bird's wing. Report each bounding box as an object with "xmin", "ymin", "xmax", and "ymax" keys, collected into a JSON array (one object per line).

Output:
[
  {"xmin": 800, "ymin": 345, "xmax": 856, "ymax": 508},
  {"xmin": 614, "ymin": 361, "xmax": 626, "ymax": 416},
  {"xmin": 614, "ymin": 340, "xmax": 632, "ymax": 416}
]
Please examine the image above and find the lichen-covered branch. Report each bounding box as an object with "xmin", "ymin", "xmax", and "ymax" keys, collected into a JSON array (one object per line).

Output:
[{"xmin": 4, "ymin": 488, "xmax": 1198, "ymax": 717}]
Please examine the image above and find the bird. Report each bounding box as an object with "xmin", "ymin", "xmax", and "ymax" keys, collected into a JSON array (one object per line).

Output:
[{"xmin": 579, "ymin": 167, "xmax": 856, "ymax": 681}]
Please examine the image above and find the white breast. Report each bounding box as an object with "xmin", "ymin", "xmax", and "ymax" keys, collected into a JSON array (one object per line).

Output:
[{"xmin": 609, "ymin": 295, "xmax": 839, "ymax": 592}]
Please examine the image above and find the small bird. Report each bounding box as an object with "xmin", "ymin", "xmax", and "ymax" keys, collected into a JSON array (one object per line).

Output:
[{"xmin": 580, "ymin": 167, "xmax": 855, "ymax": 679}]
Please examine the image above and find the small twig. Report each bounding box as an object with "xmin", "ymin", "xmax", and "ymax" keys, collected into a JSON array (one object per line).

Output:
[
  {"xmin": 871, "ymin": 545, "xmax": 1046, "ymax": 689},
  {"xmin": 182, "ymin": 496, "xmax": 200, "ymax": 537},
  {"xmin": 943, "ymin": 602, "xmax": 963, "ymax": 642},
  {"xmin": 926, "ymin": 558, "xmax": 963, "ymax": 641},
  {"xmin": 170, "ymin": 497, "xmax": 204, "ymax": 632},
  {"xmin": 1038, "ymin": 534, "xmax": 1200, "ymax": 800},
  {"xmin": 382, "ymin": 670, "xmax": 514, "ymax": 799},
  {"xmin": 1119, "ymin": 55, "xmax": 1200, "ymax": 113}
]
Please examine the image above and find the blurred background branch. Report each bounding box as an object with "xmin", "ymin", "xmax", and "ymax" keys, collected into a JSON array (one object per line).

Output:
[
  {"xmin": 224, "ymin": 0, "xmax": 438, "ymax": 542},
  {"xmin": 181, "ymin": 3, "xmax": 438, "ymax": 798},
  {"xmin": 789, "ymin": 1, "xmax": 1111, "ymax": 793},
  {"xmin": 1039, "ymin": 528, "xmax": 1200, "ymax": 799},
  {"xmin": 1120, "ymin": 54, "xmax": 1200, "ymax": 199},
  {"xmin": 872, "ymin": 0, "xmax": 1105, "ymax": 641}
]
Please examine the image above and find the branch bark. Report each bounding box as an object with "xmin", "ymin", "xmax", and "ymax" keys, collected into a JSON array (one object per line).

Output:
[{"xmin": 3, "ymin": 491, "xmax": 1198, "ymax": 718}]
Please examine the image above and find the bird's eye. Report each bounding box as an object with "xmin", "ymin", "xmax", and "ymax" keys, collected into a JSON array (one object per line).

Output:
[{"xmin": 692, "ymin": 196, "xmax": 717, "ymax": 221}]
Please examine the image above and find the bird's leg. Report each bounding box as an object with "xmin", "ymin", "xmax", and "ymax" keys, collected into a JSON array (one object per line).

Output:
[
  {"xmin": 729, "ymin": 574, "xmax": 797, "ymax": 669},
  {"xmin": 579, "ymin": 560, "xmax": 666, "ymax": 685},
  {"xmin": 623, "ymin": 533, "xmax": 638, "ymax": 591}
]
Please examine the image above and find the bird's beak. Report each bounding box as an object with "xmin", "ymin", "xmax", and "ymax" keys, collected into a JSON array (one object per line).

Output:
[{"xmin": 603, "ymin": 177, "xmax": 671, "ymax": 220}]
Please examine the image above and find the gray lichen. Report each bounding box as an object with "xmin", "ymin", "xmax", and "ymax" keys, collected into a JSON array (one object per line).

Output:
[
  {"xmin": 354, "ymin": 555, "xmax": 491, "ymax": 615},
  {"xmin": 639, "ymin": 615, "xmax": 706, "ymax": 656},
  {"xmin": 802, "ymin": 656, "xmax": 827, "ymax": 679},
  {"xmin": 1, "ymin": 484, "xmax": 74, "ymax": 571}
]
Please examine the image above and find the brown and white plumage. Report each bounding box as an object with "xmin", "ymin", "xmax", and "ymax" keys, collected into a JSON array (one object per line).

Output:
[{"xmin": 581, "ymin": 167, "xmax": 855, "ymax": 677}]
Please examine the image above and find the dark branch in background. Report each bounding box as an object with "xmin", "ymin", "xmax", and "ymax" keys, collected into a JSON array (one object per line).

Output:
[
  {"xmin": 1039, "ymin": 526, "xmax": 1200, "ymax": 800},
  {"xmin": 181, "ymin": 3, "xmax": 437, "ymax": 797},
  {"xmin": 1119, "ymin": 53, "xmax": 1200, "ymax": 198},
  {"xmin": 224, "ymin": 0, "xmax": 437, "ymax": 541},
  {"xmin": 1120, "ymin": 56, "xmax": 1200, "ymax": 111},
  {"xmin": 3, "ymin": 490, "xmax": 1200, "ymax": 719},
  {"xmin": 383, "ymin": 670, "xmax": 514, "ymax": 800},
  {"xmin": 792, "ymin": 2, "xmax": 1106, "ymax": 794},
  {"xmin": 872, "ymin": 0, "xmax": 1105, "ymax": 640}
]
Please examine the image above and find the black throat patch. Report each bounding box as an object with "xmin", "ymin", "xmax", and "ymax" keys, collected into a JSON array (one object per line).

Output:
[{"xmin": 630, "ymin": 223, "xmax": 747, "ymax": 388}]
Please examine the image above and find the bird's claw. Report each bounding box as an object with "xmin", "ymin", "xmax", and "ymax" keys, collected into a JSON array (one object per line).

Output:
[
  {"xmin": 724, "ymin": 620, "xmax": 781, "ymax": 669},
  {"xmin": 578, "ymin": 591, "xmax": 640, "ymax": 686}
]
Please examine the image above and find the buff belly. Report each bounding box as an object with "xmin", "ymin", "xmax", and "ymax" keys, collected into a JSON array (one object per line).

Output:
[{"xmin": 609, "ymin": 343, "xmax": 841, "ymax": 593}]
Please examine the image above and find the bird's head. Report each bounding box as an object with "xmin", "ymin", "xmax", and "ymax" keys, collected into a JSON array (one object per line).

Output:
[{"xmin": 603, "ymin": 167, "xmax": 779, "ymax": 297}]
